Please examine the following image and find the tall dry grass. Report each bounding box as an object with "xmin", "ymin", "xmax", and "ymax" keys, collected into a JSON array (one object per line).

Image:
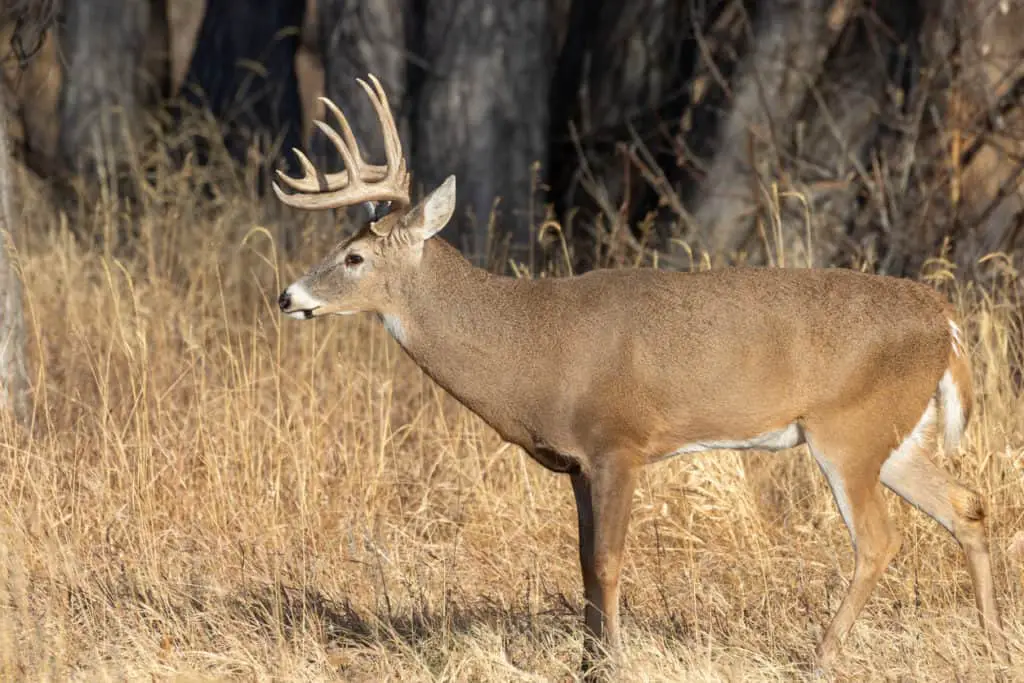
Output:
[{"xmin": 0, "ymin": 144, "xmax": 1020, "ymax": 683}]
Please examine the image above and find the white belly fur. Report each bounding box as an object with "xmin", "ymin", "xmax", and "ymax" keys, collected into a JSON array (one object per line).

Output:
[{"xmin": 657, "ymin": 422, "xmax": 805, "ymax": 461}]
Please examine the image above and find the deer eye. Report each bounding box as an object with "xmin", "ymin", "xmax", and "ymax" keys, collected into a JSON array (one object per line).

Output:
[{"xmin": 344, "ymin": 253, "xmax": 364, "ymax": 267}]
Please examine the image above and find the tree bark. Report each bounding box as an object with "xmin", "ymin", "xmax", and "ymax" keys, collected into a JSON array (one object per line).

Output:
[
  {"xmin": 178, "ymin": 0, "xmax": 305, "ymax": 182},
  {"xmin": 547, "ymin": 0, "xmax": 698, "ymax": 268},
  {"xmin": 0, "ymin": 84, "xmax": 31, "ymax": 424},
  {"xmin": 690, "ymin": 0, "xmax": 838, "ymax": 257},
  {"xmin": 315, "ymin": 0, "xmax": 408, "ymax": 169},
  {"xmin": 57, "ymin": 0, "xmax": 169, "ymax": 187},
  {"xmin": 948, "ymin": 0, "xmax": 1024, "ymax": 262},
  {"xmin": 411, "ymin": 0, "xmax": 552, "ymax": 266}
]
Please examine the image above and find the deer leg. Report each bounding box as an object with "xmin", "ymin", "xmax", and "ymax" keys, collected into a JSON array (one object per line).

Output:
[
  {"xmin": 880, "ymin": 417, "xmax": 1010, "ymax": 665},
  {"xmin": 806, "ymin": 434, "xmax": 902, "ymax": 669},
  {"xmin": 570, "ymin": 457, "xmax": 638, "ymax": 674}
]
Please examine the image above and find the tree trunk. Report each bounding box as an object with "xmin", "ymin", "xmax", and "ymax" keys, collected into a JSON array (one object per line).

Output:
[
  {"xmin": 58, "ymin": 0, "xmax": 169, "ymax": 189},
  {"xmin": 312, "ymin": 0, "xmax": 408, "ymax": 233},
  {"xmin": 547, "ymin": 0, "xmax": 698, "ymax": 269},
  {"xmin": 178, "ymin": 0, "xmax": 305, "ymax": 183},
  {"xmin": 681, "ymin": 0, "xmax": 834, "ymax": 256},
  {"xmin": 0, "ymin": 84, "xmax": 31, "ymax": 424},
  {"xmin": 947, "ymin": 0, "xmax": 1024, "ymax": 265},
  {"xmin": 411, "ymin": 0, "xmax": 552, "ymax": 266},
  {"xmin": 315, "ymin": 0, "xmax": 408, "ymax": 168}
]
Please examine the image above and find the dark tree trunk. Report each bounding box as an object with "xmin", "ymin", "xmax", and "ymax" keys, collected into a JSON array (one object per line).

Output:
[
  {"xmin": 410, "ymin": 0, "xmax": 552, "ymax": 267},
  {"xmin": 545, "ymin": 0, "xmax": 948, "ymax": 272},
  {"xmin": 547, "ymin": 0, "xmax": 705, "ymax": 269},
  {"xmin": 684, "ymin": 0, "xmax": 838, "ymax": 257},
  {"xmin": 789, "ymin": 2, "xmax": 923, "ymax": 271},
  {"xmin": 177, "ymin": 0, "xmax": 305, "ymax": 185},
  {"xmin": 57, "ymin": 0, "xmax": 169, "ymax": 190},
  {"xmin": 315, "ymin": 0, "xmax": 408, "ymax": 169},
  {"xmin": 943, "ymin": 0, "xmax": 1024, "ymax": 267}
]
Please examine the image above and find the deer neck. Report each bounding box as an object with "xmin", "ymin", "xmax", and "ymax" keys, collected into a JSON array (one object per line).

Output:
[{"xmin": 381, "ymin": 238, "xmax": 531, "ymax": 436}]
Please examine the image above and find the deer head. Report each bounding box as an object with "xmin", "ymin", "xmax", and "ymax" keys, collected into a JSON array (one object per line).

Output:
[{"xmin": 275, "ymin": 75, "xmax": 456, "ymax": 320}]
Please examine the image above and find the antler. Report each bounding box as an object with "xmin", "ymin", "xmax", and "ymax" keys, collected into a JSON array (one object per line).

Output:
[{"xmin": 273, "ymin": 74, "xmax": 410, "ymax": 211}]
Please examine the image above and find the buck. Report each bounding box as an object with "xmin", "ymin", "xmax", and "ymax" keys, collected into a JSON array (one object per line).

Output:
[{"xmin": 275, "ymin": 75, "xmax": 1010, "ymax": 672}]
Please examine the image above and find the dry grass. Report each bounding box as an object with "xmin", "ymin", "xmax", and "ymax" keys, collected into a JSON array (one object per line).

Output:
[{"xmin": 0, "ymin": 151, "xmax": 1021, "ymax": 683}]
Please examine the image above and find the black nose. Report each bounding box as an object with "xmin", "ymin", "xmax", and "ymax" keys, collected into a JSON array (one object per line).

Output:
[{"xmin": 278, "ymin": 290, "xmax": 291, "ymax": 310}]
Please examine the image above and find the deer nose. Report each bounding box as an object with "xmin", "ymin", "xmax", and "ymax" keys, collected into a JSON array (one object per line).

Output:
[{"xmin": 278, "ymin": 289, "xmax": 291, "ymax": 311}]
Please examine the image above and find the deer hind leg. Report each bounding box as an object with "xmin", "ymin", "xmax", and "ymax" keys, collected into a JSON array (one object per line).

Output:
[
  {"xmin": 804, "ymin": 423, "xmax": 903, "ymax": 669},
  {"xmin": 570, "ymin": 457, "xmax": 638, "ymax": 676},
  {"xmin": 880, "ymin": 400, "xmax": 1009, "ymax": 665}
]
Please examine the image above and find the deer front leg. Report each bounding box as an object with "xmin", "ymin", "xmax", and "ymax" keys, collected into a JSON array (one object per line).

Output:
[{"xmin": 571, "ymin": 457, "xmax": 638, "ymax": 676}]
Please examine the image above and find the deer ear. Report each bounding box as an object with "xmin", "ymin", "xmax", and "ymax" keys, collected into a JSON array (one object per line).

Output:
[{"xmin": 402, "ymin": 175, "xmax": 456, "ymax": 242}]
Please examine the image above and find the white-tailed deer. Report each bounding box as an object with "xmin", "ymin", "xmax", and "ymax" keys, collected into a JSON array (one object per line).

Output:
[{"xmin": 275, "ymin": 75, "xmax": 1010, "ymax": 673}]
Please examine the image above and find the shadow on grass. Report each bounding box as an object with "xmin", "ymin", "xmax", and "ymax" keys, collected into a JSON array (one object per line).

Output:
[
  {"xmin": 54, "ymin": 567, "xmax": 827, "ymax": 673},
  {"xmin": 60, "ymin": 569, "xmax": 585, "ymax": 653},
  {"xmin": 225, "ymin": 581, "xmax": 584, "ymax": 648}
]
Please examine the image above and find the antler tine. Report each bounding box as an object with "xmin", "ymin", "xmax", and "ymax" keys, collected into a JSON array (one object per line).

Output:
[
  {"xmin": 320, "ymin": 97, "xmax": 363, "ymax": 170},
  {"xmin": 272, "ymin": 73, "xmax": 410, "ymax": 211},
  {"xmin": 274, "ymin": 147, "xmax": 323, "ymax": 192},
  {"xmin": 313, "ymin": 119, "xmax": 362, "ymax": 185},
  {"xmin": 274, "ymin": 97, "xmax": 377, "ymax": 194},
  {"xmin": 358, "ymin": 75, "xmax": 406, "ymax": 187}
]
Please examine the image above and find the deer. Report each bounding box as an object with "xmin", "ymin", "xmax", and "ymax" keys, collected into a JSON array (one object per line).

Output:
[{"xmin": 274, "ymin": 74, "xmax": 1010, "ymax": 674}]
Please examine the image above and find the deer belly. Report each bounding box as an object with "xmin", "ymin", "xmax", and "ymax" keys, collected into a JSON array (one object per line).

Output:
[{"xmin": 653, "ymin": 422, "xmax": 805, "ymax": 462}]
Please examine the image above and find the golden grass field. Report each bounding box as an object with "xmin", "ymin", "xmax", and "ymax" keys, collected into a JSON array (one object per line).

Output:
[{"xmin": 0, "ymin": 153, "xmax": 1021, "ymax": 682}]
